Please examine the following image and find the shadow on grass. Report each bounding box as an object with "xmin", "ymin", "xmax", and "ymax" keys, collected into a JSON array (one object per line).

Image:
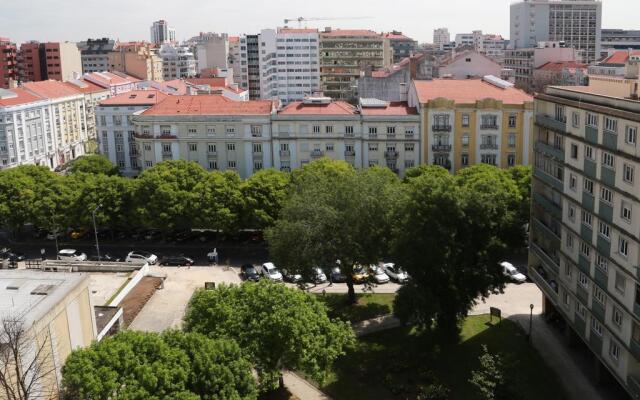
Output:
[
  {"xmin": 258, "ymin": 387, "xmax": 299, "ymax": 400},
  {"xmin": 317, "ymin": 293, "xmax": 394, "ymax": 323},
  {"xmin": 321, "ymin": 315, "xmax": 567, "ymax": 400}
]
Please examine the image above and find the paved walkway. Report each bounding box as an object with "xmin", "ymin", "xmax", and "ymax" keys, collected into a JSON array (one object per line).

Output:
[{"xmin": 282, "ymin": 371, "xmax": 331, "ymax": 400}]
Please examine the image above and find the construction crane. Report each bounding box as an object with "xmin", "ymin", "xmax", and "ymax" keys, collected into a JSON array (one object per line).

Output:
[{"xmin": 283, "ymin": 17, "xmax": 371, "ymax": 29}]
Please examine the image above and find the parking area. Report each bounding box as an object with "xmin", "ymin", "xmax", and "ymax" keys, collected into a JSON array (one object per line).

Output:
[{"xmin": 89, "ymin": 272, "xmax": 129, "ymax": 306}]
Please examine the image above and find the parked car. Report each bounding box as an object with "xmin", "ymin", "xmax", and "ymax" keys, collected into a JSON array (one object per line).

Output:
[
  {"xmin": 382, "ymin": 263, "xmax": 409, "ymax": 283},
  {"xmin": 240, "ymin": 264, "xmax": 261, "ymax": 281},
  {"xmin": 0, "ymin": 249, "xmax": 25, "ymax": 262},
  {"xmin": 324, "ymin": 266, "xmax": 346, "ymax": 283},
  {"xmin": 282, "ymin": 269, "xmax": 303, "ymax": 283},
  {"xmin": 352, "ymin": 264, "xmax": 369, "ymax": 283},
  {"xmin": 144, "ymin": 230, "xmax": 162, "ymax": 241},
  {"xmin": 261, "ymin": 262, "xmax": 283, "ymax": 282},
  {"xmin": 311, "ymin": 266, "xmax": 327, "ymax": 284},
  {"xmin": 125, "ymin": 251, "xmax": 158, "ymax": 265},
  {"xmin": 160, "ymin": 255, "xmax": 194, "ymax": 266},
  {"xmin": 369, "ymin": 265, "xmax": 390, "ymax": 284},
  {"xmin": 57, "ymin": 249, "xmax": 87, "ymax": 261},
  {"xmin": 501, "ymin": 261, "xmax": 527, "ymax": 283},
  {"xmin": 70, "ymin": 228, "xmax": 89, "ymax": 240}
]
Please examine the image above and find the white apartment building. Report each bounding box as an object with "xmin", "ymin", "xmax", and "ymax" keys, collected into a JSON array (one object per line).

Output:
[
  {"xmin": 510, "ymin": 0, "xmax": 602, "ymax": 63},
  {"xmin": 63, "ymin": 78, "xmax": 110, "ymax": 149},
  {"xmin": 433, "ymin": 28, "xmax": 451, "ymax": 50},
  {"xmin": 159, "ymin": 43, "xmax": 197, "ymax": 80},
  {"xmin": 259, "ymin": 28, "xmax": 321, "ymax": 105},
  {"xmin": 97, "ymin": 90, "xmax": 167, "ymax": 176},
  {"xmin": 150, "ymin": 20, "xmax": 176, "ymax": 45},
  {"xmin": 195, "ymin": 33, "xmax": 230, "ymax": 73},
  {"xmin": 0, "ymin": 81, "xmax": 89, "ymax": 170},
  {"xmin": 239, "ymin": 34, "xmax": 261, "ymax": 100},
  {"xmin": 229, "ymin": 36, "xmax": 243, "ymax": 85}
]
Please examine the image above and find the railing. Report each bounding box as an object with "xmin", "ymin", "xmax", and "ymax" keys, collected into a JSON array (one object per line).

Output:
[
  {"xmin": 432, "ymin": 144, "xmax": 452, "ymax": 152},
  {"xmin": 384, "ymin": 150, "xmax": 399, "ymax": 158},
  {"xmin": 311, "ymin": 150, "xmax": 324, "ymax": 157},
  {"xmin": 480, "ymin": 143, "xmax": 499, "ymax": 150},
  {"xmin": 207, "ymin": 151, "xmax": 217, "ymax": 157},
  {"xmin": 480, "ymin": 124, "xmax": 499, "ymax": 130},
  {"xmin": 432, "ymin": 125, "xmax": 452, "ymax": 132},
  {"xmin": 344, "ymin": 150, "xmax": 356, "ymax": 157},
  {"xmin": 279, "ymin": 150, "xmax": 290, "ymax": 157}
]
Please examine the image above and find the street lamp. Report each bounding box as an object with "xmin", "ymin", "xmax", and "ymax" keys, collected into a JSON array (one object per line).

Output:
[
  {"xmin": 529, "ymin": 303, "xmax": 534, "ymax": 342},
  {"xmin": 92, "ymin": 204, "xmax": 102, "ymax": 261}
]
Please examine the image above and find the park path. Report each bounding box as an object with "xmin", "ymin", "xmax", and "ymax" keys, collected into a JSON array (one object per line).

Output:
[{"xmin": 282, "ymin": 371, "xmax": 331, "ymax": 400}]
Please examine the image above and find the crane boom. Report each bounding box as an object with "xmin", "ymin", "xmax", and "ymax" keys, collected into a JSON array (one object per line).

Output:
[{"xmin": 283, "ymin": 16, "xmax": 371, "ymax": 28}]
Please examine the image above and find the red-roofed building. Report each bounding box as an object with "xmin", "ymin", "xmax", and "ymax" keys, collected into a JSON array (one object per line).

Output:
[
  {"xmin": 64, "ymin": 78, "xmax": 110, "ymax": 143},
  {"xmin": 82, "ymin": 71, "xmax": 140, "ymax": 96},
  {"xmin": 588, "ymin": 50, "xmax": 640, "ymax": 77},
  {"xmin": 533, "ymin": 61, "xmax": 588, "ymax": 92},
  {"xmin": 409, "ymin": 77, "xmax": 534, "ymax": 172},
  {"xmin": 383, "ymin": 31, "xmax": 418, "ymax": 63}
]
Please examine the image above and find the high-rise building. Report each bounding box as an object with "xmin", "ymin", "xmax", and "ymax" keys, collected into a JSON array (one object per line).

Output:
[
  {"xmin": 600, "ymin": 29, "xmax": 640, "ymax": 59},
  {"xmin": 259, "ymin": 28, "xmax": 320, "ymax": 104},
  {"xmin": 194, "ymin": 33, "xmax": 229, "ymax": 73},
  {"xmin": 150, "ymin": 20, "xmax": 176, "ymax": 44},
  {"xmin": 510, "ymin": 0, "xmax": 602, "ymax": 63},
  {"xmin": 433, "ymin": 28, "xmax": 451, "ymax": 50},
  {"xmin": 159, "ymin": 43, "xmax": 196, "ymax": 80},
  {"xmin": 319, "ymin": 28, "xmax": 392, "ymax": 101},
  {"xmin": 18, "ymin": 41, "xmax": 82, "ymax": 83},
  {"xmin": 0, "ymin": 37, "xmax": 18, "ymax": 88},
  {"xmin": 77, "ymin": 38, "xmax": 116, "ymax": 73},
  {"xmin": 529, "ymin": 57, "xmax": 640, "ymax": 399},
  {"xmin": 229, "ymin": 36, "xmax": 243, "ymax": 87},
  {"xmin": 239, "ymin": 34, "xmax": 261, "ymax": 100},
  {"xmin": 384, "ymin": 31, "xmax": 418, "ymax": 63}
]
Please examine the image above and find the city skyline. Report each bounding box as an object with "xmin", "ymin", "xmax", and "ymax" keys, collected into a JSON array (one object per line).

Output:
[{"xmin": 2, "ymin": 0, "xmax": 633, "ymax": 44}]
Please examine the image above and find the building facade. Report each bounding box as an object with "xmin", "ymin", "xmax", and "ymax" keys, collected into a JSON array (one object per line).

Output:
[
  {"xmin": 194, "ymin": 33, "xmax": 229, "ymax": 73},
  {"xmin": 77, "ymin": 38, "xmax": 116, "ymax": 74},
  {"xmin": 384, "ymin": 31, "xmax": 418, "ymax": 63},
  {"xmin": 108, "ymin": 42, "xmax": 163, "ymax": 81},
  {"xmin": 64, "ymin": 78, "xmax": 110, "ymax": 151},
  {"xmin": 600, "ymin": 29, "xmax": 640, "ymax": 59},
  {"xmin": 530, "ymin": 75, "xmax": 640, "ymax": 398},
  {"xmin": 150, "ymin": 20, "xmax": 176, "ymax": 45},
  {"xmin": 259, "ymin": 28, "xmax": 320, "ymax": 105},
  {"xmin": 409, "ymin": 77, "xmax": 534, "ymax": 172},
  {"xmin": 239, "ymin": 35, "xmax": 261, "ymax": 99},
  {"xmin": 18, "ymin": 41, "xmax": 82, "ymax": 83},
  {"xmin": 433, "ymin": 28, "xmax": 451, "ymax": 50},
  {"xmin": 532, "ymin": 61, "xmax": 588, "ymax": 92},
  {"xmin": 439, "ymin": 50, "xmax": 503, "ymax": 79},
  {"xmin": 82, "ymin": 71, "xmax": 140, "ymax": 96},
  {"xmin": 510, "ymin": 0, "xmax": 602, "ymax": 63},
  {"xmin": 0, "ymin": 37, "xmax": 18, "ymax": 89},
  {"xmin": 159, "ymin": 43, "xmax": 197, "ymax": 80},
  {"xmin": 319, "ymin": 28, "xmax": 392, "ymax": 101}
]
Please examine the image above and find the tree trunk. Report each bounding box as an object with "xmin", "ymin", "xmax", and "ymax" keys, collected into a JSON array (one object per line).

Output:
[{"xmin": 346, "ymin": 280, "xmax": 356, "ymax": 305}]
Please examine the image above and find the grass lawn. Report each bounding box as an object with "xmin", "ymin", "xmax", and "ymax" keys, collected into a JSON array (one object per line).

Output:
[
  {"xmin": 319, "ymin": 314, "xmax": 567, "ymax": 400},
  {"xmin": 316, "ymin": 293, "xmax": 396, "ymax": 323}
]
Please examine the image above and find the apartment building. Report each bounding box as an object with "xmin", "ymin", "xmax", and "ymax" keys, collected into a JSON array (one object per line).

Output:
[
  {"xmin": 588, "ymin": 50, "xmax": 640, "ymax": 78},
  {"xmin": 319, "ymin": 28, "xmax": 392, "ymax": 101},
  {"xmin": 82, "ymin": 71, "xmax": 140, "ymax": 96},
  {"xmin": 529, "ymin": 67, "xmax": 640, "ymax": 398},
  {"xmin": 259, "ymin": 28, "xmax": 320, "ymax": 105},
  {"xmin": 455, "ymin": 31, "xmax": 509, "ymax": 64},
  {"xmin": 0, "ymin": 37, "xmax": 18, "ymax": 89},
  {"xmin": 132, "ymin": 95, "xmax": 276, "ymax": 178},
  {"xmin": 150, "ymin": 20, "xmax": 176, "ymax": 45},
  {"xmin": 532, "ymin": 61, "xmax": 588, "ymax": 92},
  {"xmin": 0, "ymin": 80, "xmax": 88, "ymax": 170},
  {"xmin": 108, "ymin": 42, "xmax": 163, "ymax": 81},
  {"xmin": 504, "ymin": 41, "xmax": 582, "ymax": 93},
  {"xmin": 408, "ymin": 76, "xmax": 534, "ymax": 172},
  {"xmin": 433, "ymin": 28, "xmax": 451, "ymax": 50},
  {"xmin": 63, "ymin": 78, "xmax": 110, "ymax": 150},
  {"xmin": 439, "ymin": 50, "xmax": 502, "ymax": 79},
  {"xmin": 239, "ymin": 35, "xmax": 261, "ymax": 99},
  {"xmin": 229, "ymin": 36, "xmax": 243, "ymax": 85},
  {"xmin": 97, "ymin": 90, "xmax": 167, "ymax": 175},
  {"xmin": 18, "ymin": 41, "xmax": 82, "ymax": 83},
  {"xmin": 510, "ymin": 0, "xmax": 602, "ymax": 63},
  {"xmin": 194, "ymin": 33, "xmax": 229, "ymax": 73},
  {"xmin": 159, "ymin": 43, "xmax": 197, "ymax": 80},
  {"xmin": 0, "ymin": 270, "xmax": 96, "ymax": 399},
  {"xmin": 77, "ymin": 38, "xmax": 116, "ymax": 73},
  {"xmin": 384, "ymin": 31, "xmax": 418, "ymax": 63},
  {"xmin": 601, "ymin": 29, "xmax": 640, "ymax": 58}
]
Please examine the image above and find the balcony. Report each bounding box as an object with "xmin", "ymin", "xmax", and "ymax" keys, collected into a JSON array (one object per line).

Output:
[
  {"xmin": 207, "ymin": 151, "xmax": 218, "ymax": 158},
  {"xmin": 480, "ymin": 124, "xmax": 499, "ymax": 130},
  {"xmin": 344, "ymin": 150, "xmax": 356, "ymax": 157},
  {"xmin": 529, "ymin": 264, "xmax": 558, "ymax": 303},
  {"xmin": 432, "ymin": 125, "xmax": 452, "ymax": 132},
  {"xmin": 535, "ymin": 114, "xmax": 566, "ymax": 133},
  {"xmin": 535, "ymin": 141, "xmax": 564, "ymax": 161},
  {"xmin": 311, "ymin": 150, "xmax": 324, "ymax": 158},
  {"xmin": 480, "ymin": 143, "xmax": 499, "ymax": 150},
  {"xmin": 434, "ymin": 160, "xmax": 452, "ymax": 170},
  {"xmin": 585, "ymin": 126, "xmax": 598, "ymax": 144},
  {"xmin": 603, "ymin": 131, "xmax": 617, "ymax": 150},
  {"xmin": 384, "ymin": 150, "xmax": 399, "ymax": 159},
  {"xmin": 432, "ymin": 144, "xmax": 452, "ymax": 152},
  {"xmin": 530, "ymin": 241, "xmax": 560, "ymax": 273},
  {"xmin": 279, "ymin": 150, "xmax": 291, "ymax": 157},
  {"xmin": 533, "ymin": 169, "xmax": 564, "ymax": 192}
]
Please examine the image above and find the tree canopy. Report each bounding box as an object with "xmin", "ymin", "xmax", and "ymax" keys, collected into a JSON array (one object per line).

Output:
[
  {"xmin": 184, "ymin": 281, "xmax": 355, "ymax": 391},
  {"xmin": 61, "ymin": 330, "xmax": 257, "ymax": 400},
  {"xmin": 68, "ymin": 155, "xmax": 121, "ymax": 176}
]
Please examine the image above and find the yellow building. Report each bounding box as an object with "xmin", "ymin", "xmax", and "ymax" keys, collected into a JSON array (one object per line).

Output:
[
  {"xmin": 408, "ymin": 77, "xmax": 534, "ymax": 172},
  {"xmin": 108, "ymin": 42, "xmax": 164, "ymax": 82},
  {"xmin": 0, "ymin": 270, "xmax": 96, "ymax": 398}
]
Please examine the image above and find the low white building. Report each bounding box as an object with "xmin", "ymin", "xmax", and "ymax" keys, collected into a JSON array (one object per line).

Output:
[
  {"xmin": 159, "ymin": 44, "xmax": 197, "ymax": 80},
  {"xmin": 439, "ymin": 50, "xmax": 502, "ymax": 79}
]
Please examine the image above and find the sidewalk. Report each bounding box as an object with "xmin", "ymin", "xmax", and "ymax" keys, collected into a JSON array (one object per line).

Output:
[{"xmin": 282, "ymin": 371, "xmax": 331, "ymax": 400}]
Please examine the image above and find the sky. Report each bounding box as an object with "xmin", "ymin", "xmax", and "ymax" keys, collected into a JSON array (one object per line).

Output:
[{"xmin": 1, "ymin": 0, "xmax": 635, "ymax": 45}]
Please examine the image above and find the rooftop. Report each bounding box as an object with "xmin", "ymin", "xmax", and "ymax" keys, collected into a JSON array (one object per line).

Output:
[
  {"xmin": 599, "ymin": 50, "xmax": 640, "ymax": 65},
  {"xmin": 99, "ymin": 90, "xmax": 167, "ymax": 106},
  {"xmin": 321, "ymin": 29, "xmax": 381, "ymax": 38},
  {"xmin": 63, "ymin": 79, "xmax": 110, "ymax": 94},
  {"xmin": 278, "ymin": 100, "xmax": 357, "ymax": 116},
  {"xmin": 537, "ymin": 61, "xmax": 588, "ymax": 72},
  {"xmin": 278, "ymin": 28, "xmax": 319, "ymax": 34},
  {"xmin": 413, "ymin": 79, "xmax": 533, "ymax": 105},
  {"xmin": 0, "ymin": 88, "xmax": 44, "ymax": 107},
  {"xmin": 141, "ymin": 95, "xmax": 275, "ymax": 116},
  {"xmin": 83, "ymin": 71, "xmax": 140, "ymax": 88},
  {"xmin": 22, "ymin": 80, "xmax": 83, "ymax": 99},
  {"xmin": 360, "ymin": 101, "xmax": 419, "ymax": 116}
]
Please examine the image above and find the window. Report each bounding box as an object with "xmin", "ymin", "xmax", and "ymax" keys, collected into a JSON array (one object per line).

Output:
[
  {"xmin": 208, "ymin": 161, "xmax": 218, "ymax": 170},
  {"xmin": 280, "ymin": 143, "xmax": 289, "ymax": 151},
  {"xmin": 254, "ymin": 160, "xmax": 263, "ymax": 171},
  {"xmin": 368, "ymin": 127, "xmax": 377, "ymax": 136},
  {"xmin": 626, "ymin": 126, "xmax": 637, "ymax": 145},
  {"xmin": 634, "ymin": 323, "xmax": 640, "ymax": 344},
  {"xmin": 481, "ymin": 154, "xmax": 497, "ymax": 165},
  {"xmin": 598, "ymin": 222, "xmax": 610, "ymax": 240},
  {"xmin": 568, "ymin": 205, "xmax": 576, "ymax": 221},
  {"xmin": 609, "ymin": 341, "xmax": 620, "ymax": 362},
  {"xmin": 100, "ymin": 115, "xmax": 106, "ymax": 126},
  {"xmin": 587, "ymin": 113, "xmax": 598, "ymax": 127},
  {"xmin": 580, "ymin": 241, "xmax": 590, "ymax": 257},
  {"xmin": 225, "ymin": 126, "xmax": 235, "ymax": 135},
  {"xmin": 572, "ymin": 112, "xmax": 580, "ymax": 128},
  {"xmin": 585, "ymin": 145, "xmax": 594, "ymax": 160},
  {"xmin": 228, "ymin": 160, "xmax": 237, "ymax": 169},
  {"xmin": 600, "ymin": 187, "xmax": 613, "ymax": 204},
  {"xmin": 207, "ymin": 126, "xmax": 216, "ymax": 135},
  {"xmin": 583, "ymin": 178, "xmax": 593, "ymax": 195},
  {"xmin": 188, "ymin": 126, "xmax": 197, "ymax": 134},
  {"xmin": 578, "ymin": 272, "xmax": 589, "ymax": 288},
  {"xmin": 508, "ymin": 134, "xmax": 516, "ymax": 148},
  {"xmin": 596, "ymin": 254, "xmax": 608, "ymax": 273},
  {"xmin": 564, "ymin": 263, "xmax": 573, "ymax": 278},
  {"xmin": 566, "ymin": 233, "xmax": 574, "ymax": 249},
  {"xmin": 508, "ymin": 114, "xmax": 517, "ymax": 128},
  {"xmin": 462, "ymin": 154, "xmax": 469, "ymax": 166},
  {"xmin": 619, "ymin": 237, "xmax": 629, "ymax": 257},
  {"xmin": 227, "ymin": 143, "xmax": 236, "ymax": 151},
  {"xmin": 577, "ymin": 303, "xmax": 587, "ymax": 320},
  {"xmin": 590, "ymin": 318, "xmax": 603, "ymax": 337},
  {"xmin": 313, "ymin": 125, "xmax": 321, "ymax": 134},
  {"xmin": 208, "ymin": 144, "xmax": 216, "ymax": 153},
  {"xmin": 145, "ymin": 160, "xmax": 153, "ymax": 167},
  {"xmin": 621, "ymin": 200, "xmax": 632, "ymax": 222},
  {"xmin": 345, "ymin": 126, "xmax": 354, "ymax": 135},
  {"xmin": 623, "ymin": 163, "xmax": 634, "ymax": 183},
  {"xmin": 570, "ymin": 144, "xmax": 578, "ymax": 159},
  {"xmin": 615, "ymin": 271, "xmax": 627, "ymax": 294},
  {"xmin": 144, "ymin": 144, "xmax": 151, "ymax": 151},
  {"xmin": 162, "ymin": 143, "xmax": 171, "ymax": 153},
  {"xmin": 604, "ymin": 117, "xmax": 618, "ymax": 133},
  {"xmin": 612, "ymin": 307, "xmax": 623, "ymax": 328},
  {"xmin": 251, "ymin": 125, "xmax": 262, "ymax": 137},
  {"xmin": 405, "ymin": 160, "xmax": 415, "ymax": 168},
  {"xmin": 405, "ymin": 127, "xmax": 415, "ymax": 137},
  {"xmin": 325, "ymin": 125, "xmax": 334, "ymax": 134},
  {"xmin": 188, "ymin": 143, "xmax": 197, "ymax": 152},
  {"xmin": 161, "ymin": 125, "xmax": 171, "ymax": 135},
  {"xmin": 387, "ymin": 126, "xmax": 396, "ymax": 135},
  {"xmin": 253, "ymin": 143, "xmax": 262, "ymax": 153},
  {"xmin": 405, "ymin": 143, "xmax": 415, "ymax": 152},
  {"xmin": 601, "ymin": 152, "xmax": 615, "ymax": 169},
  {"xmin": 462, "ymin": 114, "xmax": 470, "ymax": 127},
  {"xmin": 507, "ymin": 154, "xmax": 516, "ymax": 167},
  {"xmin": 368, "ymin": 143, "xmax": 378, "ymax": 152},
  {"xmin": 563, "ymin": 291, "xmax": 570, "ymax": 307},
  {"xmin": 462, "ymin": 135, "xmax": 469, "ymax": 147},
  {"xmin": 569, "ymin": 174, "xmax": 577, "ymax": 191}
]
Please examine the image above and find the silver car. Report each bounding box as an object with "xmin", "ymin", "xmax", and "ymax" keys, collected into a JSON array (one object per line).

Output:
[
  {"xmin": 383, "ymin": 263, "xmax": 409, "ymax": 283},
  {"xmin": 369, "ymin": 265, "xmax": 390, "ymax": 284}
]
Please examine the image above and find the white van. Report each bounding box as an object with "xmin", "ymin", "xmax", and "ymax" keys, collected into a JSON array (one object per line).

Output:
[{"xmin": 57, "ymin": 249, "xmax": 87, "ymax": 261}]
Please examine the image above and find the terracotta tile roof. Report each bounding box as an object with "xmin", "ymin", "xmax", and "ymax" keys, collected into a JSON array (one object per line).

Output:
[
  {"xmin": 537, "ymin": 61, "xmax": 588, "ymax": 72},
  {"xmin": 0, "ymin": 88, "xmax": 44, "ymax": 107},
  {"xmin": 413, "ymin": 79, "xmax": 533, "ymax": 105},
  {"xmin": 278, "ymin": 101, "xmax": 357, "ymax": 116},
  {"xmin": 84, "ymin": 71, "xmax": 140, "ymax": 87},
  {"xmin": 22, "ymin": 80, "xmax": 83, "ymax": 99},
  {"xmin": 185, "ymin": 77, "xmax": 227, "ymax": 87},
  {"xmin": 384, "ymin": 33, "xmax": 412, "ymax": 40},
  {"xmin": 278, "ymin": 28, "xmax": 318, "ymax": 34},
  {"xmin": 63, "ymin": 79, "xmax": 109, "ymax": 94},
  {"xmin": 321, "ymin": 29, "xmax": 381, "ymax": 38},
  {"xmin": 601, "ymin": 50, "xmax": 640, "ymax": 65},
  {"xmin": 360, "ymin": 102, "xmax": 418, "ymax": 116},
  {"xmin": 228, "ymin": 36, "xmax": 239, "ymax": 43},
  {"xmin": 142, "ymin": 95, "xmax": 274, "ymax": 116},
  {"xmin": 99, "ymin": 90, "xmax": 167, "ymax": 106}
]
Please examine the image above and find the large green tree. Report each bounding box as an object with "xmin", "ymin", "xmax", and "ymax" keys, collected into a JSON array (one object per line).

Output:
[
  {"xmin": 184, "ymin": 281, "xmax": 354, "ymax": 391},
  {"xmin": 240, "ymin": 169, "xmax": 290, "ymax": 229},
  {"xmin": 392, "ymin": 165, "xmax": 516, "ymax": 333},
  {"xmin": 61, "ymin": 330, "xmax": 257, "ymax": 400},
  {"xmin": 68, "ymin": 155, "xmax": 120, "ymax": 176},
  {"xmin": 266, "ymin": 159, "xmax": 399, "ymax": 302},
  {"xmin": 194, "ymin": 171, "xmax": 244, "ymax": 234}
]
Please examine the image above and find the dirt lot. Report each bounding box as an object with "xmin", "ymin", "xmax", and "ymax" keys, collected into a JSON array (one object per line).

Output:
[{"xmin": 119, "ymin": 276, "xmax": 163, "ymax": 326}]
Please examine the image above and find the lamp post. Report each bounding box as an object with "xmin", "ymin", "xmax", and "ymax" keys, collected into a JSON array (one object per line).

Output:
[
  {"xmin": 529, "ymin": 303, "xmax": 534, "ymax": 342},
  {"xmin": 92, "ymin": 204, "xmax": 102, "ymax": 261}
]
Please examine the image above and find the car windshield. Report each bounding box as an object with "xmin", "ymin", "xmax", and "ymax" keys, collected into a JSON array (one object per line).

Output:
[
  {"xmin": 375, "ymin": 269, "xmax": 385, "ymax": 275},
  {"xmin": 246, "ymin": 267, "xmax": 257, "ymax": 274},
  {"xmin": 509, "ymin": 269, "xmax": 519, "ymax": 276},
  {"xmin": 269, "ymin": 268, "xmax": 279, "ymax": 275},
  {"xmin": 138, "ymin": 251, "xmax": 153, "ymax": 257}
]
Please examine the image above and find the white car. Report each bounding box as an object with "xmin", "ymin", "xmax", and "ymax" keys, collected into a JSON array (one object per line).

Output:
[
  {"xmin": 369, "ymin": 265, "xmax": 390, "ymax": 284},
  {"xmin": 311, "ymin": 266, "xmax": 327, "ymax": 283},
  {"xmin": 501, "ymin": 261, "xmax": 527, "ymax": 283},
  {"xmin": 125, "ymin": 251, "xmax": 158, "ymax": 265},
  {"xmin": 57, "ymin": 249, "xmax": 87, "ymax": 261},
  {"xmin": 383, "ymin": 263, "xmax": 409, "ymax": 283},
  {"xmin": 261, "ymin": 262, "xmax": 283, "ymax": 282}
]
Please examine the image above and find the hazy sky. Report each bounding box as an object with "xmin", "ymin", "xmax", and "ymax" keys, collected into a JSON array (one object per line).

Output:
[{"xmin": 1, "ymin": 0, "xmax": 635, "ymax": 44}]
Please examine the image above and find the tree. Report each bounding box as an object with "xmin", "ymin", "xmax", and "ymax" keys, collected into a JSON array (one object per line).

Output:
[
  {"xmin": 469, "ymin": 345, "xmax": 515, "ymax": 400},
  {"xmin": 194, "ymin": 171, "xmax": 244, "ymax": 234},
  {"xmin": 240, "ymin": 169, "xmax": 290, "ymax": 229},
  {"xmin": 184, "ymin": 281, "xmax": 354, "ymax": 391},
  {"xmin": 68, "ymin": 155, "xmax": 120, "ymax": 176},
  {"xmin": 509, "ymin": 165, "xmax": 533, "ymax": 241},
  {"xmin": 266, "ymin": 159, "xmax": 398, "ymax": 303},
  {"xmin": 391, "ymin": 165, "xmax": 513, "ymax": 333},
  {"xmin": 0, "ymin": 314, "xmax": 57, "ymax": 400},
  {"xmin": 61, "ymin": 330, "xmax": 257, "ymax": 400}
]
